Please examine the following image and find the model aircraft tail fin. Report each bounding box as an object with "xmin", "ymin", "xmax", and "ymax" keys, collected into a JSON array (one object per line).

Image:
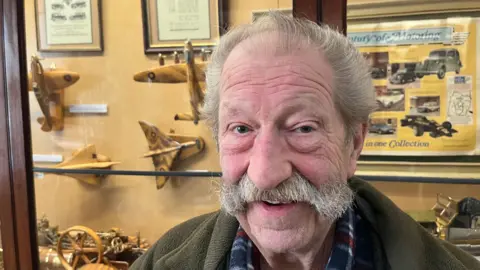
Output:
[
  {"xmin": 155, "ymin": 165, "xmax": 171, "ymax": 189},
  {"xmin": 139, "ymin": 121, "xmax": 179, "ymax": 151}
]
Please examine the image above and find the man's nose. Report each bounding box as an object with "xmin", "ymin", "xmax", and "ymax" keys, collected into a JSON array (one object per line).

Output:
[{"xmin": 247, "ymin": 129, "xmax": 292, "ymax": 190}]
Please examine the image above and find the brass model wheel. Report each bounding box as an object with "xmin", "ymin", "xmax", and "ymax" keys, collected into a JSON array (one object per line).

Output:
[{"xmin": 56, "ymin": 226, "xmax": 104, "ymax": 270}]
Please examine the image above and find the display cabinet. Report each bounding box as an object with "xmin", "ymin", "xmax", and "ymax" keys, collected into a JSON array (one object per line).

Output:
[
  {"xmin": 1, "ymin": 0, "xmax": 480, "ymax": 269},
  {"xmin": 0, "ymin": 0, "xmax": 327, "ymax": 269}
]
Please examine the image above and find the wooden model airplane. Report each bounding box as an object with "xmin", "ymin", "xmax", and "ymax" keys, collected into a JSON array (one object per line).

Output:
[
  {"xmin": 139, "ymin": 120, "xmax": 205, "ymax": 189},
  {"xmin": 29, "ymin": 55, "xmax": 80, "ymax": 132},
  {"xmin": 39, "ymin": 144, "xmax": 119, "ymax": 185},
  {"xmin": 133, "ymin": 41, "xmax": 207, "ymax": 124}
]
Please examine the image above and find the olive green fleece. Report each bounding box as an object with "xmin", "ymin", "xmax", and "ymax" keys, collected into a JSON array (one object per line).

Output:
[{"xmin": 131, "ymin": 177, "xmax": 480, "ymax": 270}]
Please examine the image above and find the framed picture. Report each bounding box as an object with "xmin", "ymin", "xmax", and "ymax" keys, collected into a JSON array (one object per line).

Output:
[
  {"xmin": 141, "ymin": 0, "xmax": 228, "ymax": 54},
  {"xmin": 346, "ymin": 0, "xmax": 480, "ymax": 164},
  {"xmin": 35, "ymin": 0, "xmax": 103, "ymax": 52}
]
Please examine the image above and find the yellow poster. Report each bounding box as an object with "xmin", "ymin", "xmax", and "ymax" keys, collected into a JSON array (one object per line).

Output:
[{"xmin": 348, "ymin": 18, "xmax": 479, "ymax": 156}]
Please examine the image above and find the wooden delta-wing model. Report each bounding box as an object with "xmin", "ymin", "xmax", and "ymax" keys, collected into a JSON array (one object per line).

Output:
[
  {"xmin": 139, "ymin": 121, "xmax": 205, "ymax": 189},
  {"xmin": 29, "ymin": 55, "xmax": 80, "ymax": 132},
  {"xmin": 42, "ymin": 144, "xmax": 119, "ymax": 185},
  {"xmin": 133, "ymin": 41, "xmax": 207, "ymax": 124}
]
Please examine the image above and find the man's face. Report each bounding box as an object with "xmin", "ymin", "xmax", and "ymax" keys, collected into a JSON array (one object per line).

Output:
[{"xmin": 218, "ymin": 41, "xmax": 362, "ymax": 252}]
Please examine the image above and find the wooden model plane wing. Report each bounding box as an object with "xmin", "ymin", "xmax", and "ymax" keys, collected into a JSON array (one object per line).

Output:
[
  {"xmin": 54, "ymin": 144, "xmax": 118, "ymax": 170},
  {"xmin": 143, "ymin": 145, "xmax": 181, "ymax": 158},
  {"xmin": 134, "ymin": 64, "xmax": 188, "ymax": 83},
  {"xmin": 54, "ymin": 144, "xmax": 98, "ymax": 168},
  {"xmin": 133, "ymin": 62, "xmax": 207, "ymax": 84},
  {"xmin": 28, "ymin": 70, "xmax": 80, "ymax": 92},
  {"xmin": 57, "ymin": 161, "xmax": 120, "ymax": 170}
]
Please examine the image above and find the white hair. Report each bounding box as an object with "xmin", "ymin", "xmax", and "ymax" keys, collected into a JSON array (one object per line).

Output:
[{"xmin": 203, "ymin": 10, "xmax": 376, "ymax": 143}]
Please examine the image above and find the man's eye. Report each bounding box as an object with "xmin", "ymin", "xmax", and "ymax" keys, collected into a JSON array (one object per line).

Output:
[
  {"xmin": 295, "ymin": 126, "xmax": 313, "ymax": 133},
  {"xmin": 234, "ymin": 125, "xmax": 250, "ymax": 134}
]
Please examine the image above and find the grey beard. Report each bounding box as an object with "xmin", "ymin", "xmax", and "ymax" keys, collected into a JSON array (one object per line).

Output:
[{"xmin": 219, "ymin": 172, "xmax": 354, "ymax": 222}]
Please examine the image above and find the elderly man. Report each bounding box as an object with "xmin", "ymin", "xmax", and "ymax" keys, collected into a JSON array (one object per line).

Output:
[{"xmin": 131, "ymin": 12, "xmax": 479, "ymax": 270}]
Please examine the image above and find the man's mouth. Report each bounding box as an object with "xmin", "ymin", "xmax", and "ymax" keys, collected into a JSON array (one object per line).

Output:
[{"xmin": 262, "ymin": 200, "xmax": 295, "ymax": 206}]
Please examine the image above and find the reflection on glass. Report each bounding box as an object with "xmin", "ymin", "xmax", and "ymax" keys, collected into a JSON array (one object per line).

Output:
[{"xmin": 25, "ymin": 0, "xmax": 293, "ymax": 267}]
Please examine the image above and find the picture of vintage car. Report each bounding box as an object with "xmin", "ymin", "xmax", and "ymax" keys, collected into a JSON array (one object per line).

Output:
[
  {"xmin": 368, "ymin": 123, "xmax": 396, "ymax": 135},
  {"xmin": 51, "ymin": 3, "xmax": 64, "ymax": 10},
  {"xmin": 410, "ymin": 96, "xmax": 441, "ymax": 116},
  {"xmin": 400, "ymin": 115, "xmax": 457, "ymax": 138},
  {"xmin": 371, "ymin": 66, "xmax": 387, "ymax": 79},
  {"xmin": 71, "ymin": 1, "xmax": 87, "ymax": 8},
  {"xmin": 51, "ymin": 13, "xmax": 67, "ymax": 21},
  {"xmin": 415, "ymin": 48, "xmax": 462, "ymax": 79},
  {"xmin": 417, "ymin": 101, "xmax": 440, "ymax": 113},
  {"xmin": 363, "ymin": 52, "xmax": 389, "ymax": 79},
  {"xmin": 70, "ymin": 12, "xmax": 86, "ymax": 20},
  {"xmin": 376, "ymin": 88, "xmax": 404, "ymax": 109},
  {"xmin": 389, "ymin": 69, "xmax": 416, "ymax": 84}
]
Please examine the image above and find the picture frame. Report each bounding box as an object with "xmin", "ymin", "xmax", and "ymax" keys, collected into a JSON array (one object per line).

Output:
[
  {"xmin": 141, "ymin": 0, "xmax": 228, "ymax": 54},
  {"xmin": 35, "ymin": 0, "xmax": 103, "ymax": 52},
  {"xmin": 347, "ymin": 0, "xmax": 480, "ymax": 163}
]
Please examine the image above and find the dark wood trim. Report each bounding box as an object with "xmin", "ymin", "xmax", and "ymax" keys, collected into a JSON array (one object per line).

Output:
[
  {"xmin": 293, "ymin": 0, "xmax": 347, "ymax": 35},
  {"xmin": 0, "ymin": 0, "xmax": 19, "ymax": 268},
  {"xmin": 292, "ymin": 0, "xmax": 319, "ymax": 22},
  {"xmin": 319, "ymin": 0, "xmax": 347, "ymax": 34},
  {"xmin": 3, "ymin": 0, "xmax": 38, "ymax": 269}
]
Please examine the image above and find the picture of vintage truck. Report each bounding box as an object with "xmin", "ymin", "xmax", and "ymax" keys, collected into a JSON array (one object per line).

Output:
[
  {"xmin": 400, "ymin": 115, "xmax": 457, "ymax": 138},
  {"xmin": 415, "ymin": 48, "xmax": 462, "ymax": 79}
]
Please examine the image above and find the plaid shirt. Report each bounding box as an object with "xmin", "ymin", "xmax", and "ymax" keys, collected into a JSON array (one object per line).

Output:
[{"xmin": 229, "ymin": 206, "xmax": 374, "ymax": 270}]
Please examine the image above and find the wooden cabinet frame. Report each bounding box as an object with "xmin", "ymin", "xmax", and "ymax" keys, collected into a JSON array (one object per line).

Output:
[{"xmin": 1, "ymin": 0, "xmax": 39, "ymax": 269}]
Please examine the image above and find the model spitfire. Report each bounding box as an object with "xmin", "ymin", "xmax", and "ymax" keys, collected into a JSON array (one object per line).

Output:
[
  {"xmin": 133, "ymin": 41, "xmax": 207, "ymax": 124},
  {"xmin": 139, "ymin": 120, "xmax": 205, "ymax": 189},
  {"xmin": 38, "ymin": 144, "xmax": 119, "ymax": 185},
  {"xmin": 29, "ymin": 55, "xmax": 80, "ymax": 132}
]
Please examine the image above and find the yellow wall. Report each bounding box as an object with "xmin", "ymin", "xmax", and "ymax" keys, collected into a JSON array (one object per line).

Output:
[
  {"xmin": 26, "ymin": 0, "xmax": 292, "ymax": 244},
  {"xmin": 25, "ymin": 0, "xmax": 480, "ymax": 247}
]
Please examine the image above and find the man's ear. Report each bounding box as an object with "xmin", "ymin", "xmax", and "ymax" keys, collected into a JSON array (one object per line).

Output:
[{"xmin": 347, "ymin": 123, "xmax": 368, "ymax": 178}]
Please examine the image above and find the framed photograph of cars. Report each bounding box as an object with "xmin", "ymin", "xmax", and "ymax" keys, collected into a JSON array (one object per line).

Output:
[
  {"xmin": 35, "ymin": 0, "xmax": 103, "ymax": 52},
  {"xmin": 141, "ymin": 0, "xmax": 228, "ymax": 54},
  {"xmin": 347, "ymin": 0, "xmax": 480, "ymax": 163}
]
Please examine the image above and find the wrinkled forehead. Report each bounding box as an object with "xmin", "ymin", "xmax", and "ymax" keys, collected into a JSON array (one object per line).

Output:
[{"xmin": 220, "ymin": 33, "xmax": 334, "ymax": 94}]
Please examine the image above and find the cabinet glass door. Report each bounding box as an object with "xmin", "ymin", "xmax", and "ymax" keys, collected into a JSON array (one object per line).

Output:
[{"xmin": 22, "ymin": 0, "xmax": 293, "ymax": 268}]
